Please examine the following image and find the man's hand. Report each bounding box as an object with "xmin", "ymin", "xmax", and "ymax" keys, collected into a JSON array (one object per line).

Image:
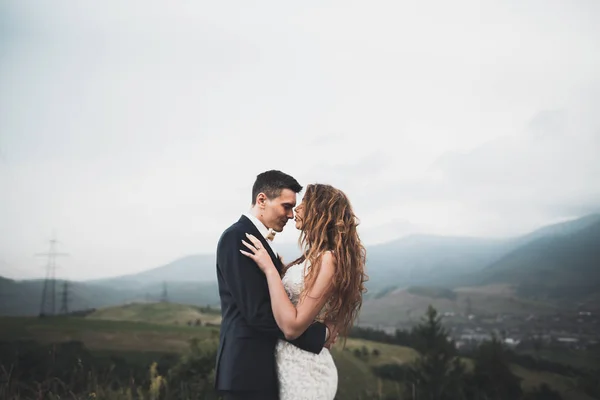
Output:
[{"xmin": 324, "ymin": 322, "xmax": 339, "ymax": 349}]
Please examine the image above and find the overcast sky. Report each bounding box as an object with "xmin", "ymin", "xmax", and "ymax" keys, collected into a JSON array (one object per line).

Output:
[{"xmin": 1, "ymin": 0, "xmax": 599, "ymax": 280}]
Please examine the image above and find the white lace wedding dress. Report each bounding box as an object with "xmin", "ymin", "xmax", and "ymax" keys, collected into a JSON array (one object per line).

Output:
[{"xmin": 274, "ymin": 259, "xmax": 338, "ymax": 400}]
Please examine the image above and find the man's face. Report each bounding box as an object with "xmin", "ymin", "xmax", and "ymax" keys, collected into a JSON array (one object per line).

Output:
[{"xmin": 261, "ymin": 188, "xmax": 297, "ymax": 232}]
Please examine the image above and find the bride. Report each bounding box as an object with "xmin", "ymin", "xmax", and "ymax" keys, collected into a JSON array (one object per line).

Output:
[{"xmin": 241, "ymin": 183, "xmax": 368, "ymax": 400}]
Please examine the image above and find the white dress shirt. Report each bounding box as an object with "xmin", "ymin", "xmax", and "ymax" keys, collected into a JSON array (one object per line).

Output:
[{"xmin": 243, "ymin": 211, "xmax": 278, "ymax": 256}]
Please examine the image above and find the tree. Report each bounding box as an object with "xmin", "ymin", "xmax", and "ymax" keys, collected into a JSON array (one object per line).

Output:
[
  {"xmin": 405, "ymin": 305, "xmax": 467, "ymax": 400},
  {"xmin": 467, "ymin": 335, "xmax": 523, "ymax": 400}
]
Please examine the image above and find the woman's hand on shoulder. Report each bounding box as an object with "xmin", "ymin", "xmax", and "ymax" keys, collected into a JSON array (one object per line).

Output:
[{"xmin": 240, "ymin": 233, "xmax": 277, "ymax": 274}]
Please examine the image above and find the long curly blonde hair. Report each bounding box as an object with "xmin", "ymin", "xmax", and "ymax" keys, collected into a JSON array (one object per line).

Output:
[{"xmin": 285, "ymin": 184, "xmax": 368, "ymax": 339}]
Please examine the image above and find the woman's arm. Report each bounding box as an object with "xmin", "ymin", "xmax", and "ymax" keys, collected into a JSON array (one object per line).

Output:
[
  {"xmin": 241, "ymin": 233, "xmax": 335, "ymax": 340},
  {"xmin": 264, "ymin": 252, "xmax": 334, "ymax": 340}
]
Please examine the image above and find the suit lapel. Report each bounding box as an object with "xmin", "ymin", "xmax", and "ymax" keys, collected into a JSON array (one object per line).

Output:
[{"xmin": 238, "ymin": 215, "xmax": 283, "ymax": 273}]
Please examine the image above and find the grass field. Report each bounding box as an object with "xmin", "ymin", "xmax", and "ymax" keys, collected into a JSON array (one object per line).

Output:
[
  {"xmin": 0, "ymin": 309, "xmax": 595, "ymax": 400},
  {"xmin": 0, "ymin": 315, "xmax": 218, "ymax": 353},
  {"xmin": 332, "ymin": 339, "xmax": 418, "ymax": 399},
  {"xmin": 519, "ymin": 347, "xmax": 600, "ymax": 370},
  {"xmin": 512, "ymin": 365, "xmax": 595, "ymax": 400},
  {"xmin": 87, "ymin": 301, "xmax": 222, "ymax": 326}
]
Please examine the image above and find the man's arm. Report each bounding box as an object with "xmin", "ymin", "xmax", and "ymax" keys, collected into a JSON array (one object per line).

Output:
[{"xmin": 218, "ymin": 229, "xmax": 326, "ymax": 353}]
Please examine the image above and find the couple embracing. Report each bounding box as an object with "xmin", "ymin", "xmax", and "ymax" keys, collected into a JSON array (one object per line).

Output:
[{"xmin": 214, "ymin": 170, "xmax": 368, "ymax": 400}]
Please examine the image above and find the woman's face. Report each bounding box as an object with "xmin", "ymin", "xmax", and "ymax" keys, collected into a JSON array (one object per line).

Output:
[{"xmin": 293, "ymin": 202, "xmax": 305, "ymax": 230}]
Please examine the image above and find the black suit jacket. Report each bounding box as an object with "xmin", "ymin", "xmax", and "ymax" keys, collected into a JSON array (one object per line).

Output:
[{"xmin": 214, "ymin": 215, "xmax": 327, "ymax": 392}]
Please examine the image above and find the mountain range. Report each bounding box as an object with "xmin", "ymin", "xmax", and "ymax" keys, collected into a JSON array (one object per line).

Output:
[
  {"xmin": 481, "ymin": 216, "xmax": 600, "ymax": 301},
  {"xmin": 1, "ymin": 213, "xmax": 599, "ymax": 318}
]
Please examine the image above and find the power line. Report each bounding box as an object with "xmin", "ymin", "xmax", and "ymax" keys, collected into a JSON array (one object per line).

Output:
[{"xmin": 36, "ymin": 232, "xmax": 69, "ymax": 317}]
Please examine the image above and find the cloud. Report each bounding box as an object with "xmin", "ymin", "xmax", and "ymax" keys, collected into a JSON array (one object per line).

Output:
[
  {"xmin": 368, "ymin": 90, "xmax": 600, "ymax": 237},
  {"xmin": 1, "ymin": 0, "xmax": 599, "ymax": 279},
  {"xmin": 436, "ymin": 106, "xmax": 599, "ymax": 212}
]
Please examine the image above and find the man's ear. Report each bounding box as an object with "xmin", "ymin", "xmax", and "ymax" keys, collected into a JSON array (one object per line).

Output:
[{"xmin": 256, "ymin": 192, "xmax": 267, "ymax": 208}]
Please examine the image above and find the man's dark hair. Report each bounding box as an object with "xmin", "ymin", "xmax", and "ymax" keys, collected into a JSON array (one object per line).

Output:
[{"xmin": 251, "ymin": 170, "xmax": 303, "ymax": 205}]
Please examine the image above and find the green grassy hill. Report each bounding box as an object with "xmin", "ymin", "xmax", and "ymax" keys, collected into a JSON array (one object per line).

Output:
[
  {"xmin": 0, "ymin": 315, "xmax": 218, "ymax": 354},
  {"xmin": 87, "ymin": 302, "xmax": 221, "ymax": 326},
  {"xmin": 331, "ymin": 339, "xmax": 418, "ymax": 399},
  {"xmin": 0, "ymin": 315, "xmax": 594, "ymax": 400}
]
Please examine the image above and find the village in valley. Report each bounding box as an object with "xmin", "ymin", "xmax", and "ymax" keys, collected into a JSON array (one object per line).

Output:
[{"xmin": 364, "ymin": 307, "xmax": 600, "ymax": 353}]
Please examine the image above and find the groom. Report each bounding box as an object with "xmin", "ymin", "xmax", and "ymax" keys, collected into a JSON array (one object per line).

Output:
[{"xmin": 214, "ymin": 170, "xmax": 334, "ymax": 400}]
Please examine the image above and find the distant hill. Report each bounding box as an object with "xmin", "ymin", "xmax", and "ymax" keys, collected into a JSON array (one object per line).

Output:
[
  {"xmin": 0, "ymin": 278, "xmax": 220, "ymax": 317},
  {"xmin": 358, "ymin": 214, "xmax": 600, "ymax": 325},
  {"xmin": 85, "ymin": 214, "xmax": 600, "ymax": 295},
  {"xmin": 511, "ymin": 214, "xmax": 600, "ymax": 246},
  {"xmin": 3, "ymin": 213, "xmax": 598, "ymax": 318},
  {"xmin": 88, "ymin": 254, "xmax": 217, "ymax": 287},
  {"xmin": 87, "ymin": 302, "xmax": 221, "ymax": 326},
  {"xmin": 364, "ymin": 214, "xmax": 600, "ymax": 296},
  {"xmin": 0, "ymin": 278, "xmax": 130, "ymax": 316},
  {"xmin": 480, "ymin": 219, "xmax": 600, "ymax": 304},
  {"xmin": 95, "ymin": 243, "xmax": 307, "ymax": 286},
  {"xmin": 363, "ymin": 235, "xmax": 512, "ymax": 294}
]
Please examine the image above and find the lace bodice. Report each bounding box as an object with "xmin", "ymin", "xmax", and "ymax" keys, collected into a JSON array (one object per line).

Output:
[
  {"xmin": 281, "ymin": 262, "xmax": 307, "ymax": 306},
  {"xmin": 280, "ymin": 255, "xmax": 330, "ymax": 321}
]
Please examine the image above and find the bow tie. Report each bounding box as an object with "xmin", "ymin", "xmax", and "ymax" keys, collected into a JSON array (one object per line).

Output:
[{"xmin": 265, "ymin": 228, "xmax": 276, "ymax": 241}]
